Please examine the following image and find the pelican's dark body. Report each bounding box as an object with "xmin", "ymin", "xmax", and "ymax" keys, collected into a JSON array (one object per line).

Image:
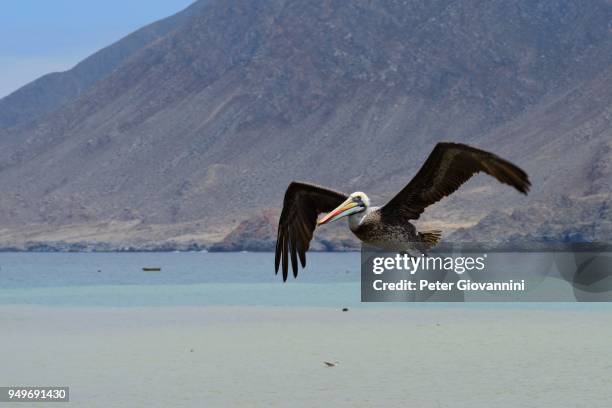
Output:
[{"xmin": 349, "ymin": 208, "xmax": 421, "ymax": 251}]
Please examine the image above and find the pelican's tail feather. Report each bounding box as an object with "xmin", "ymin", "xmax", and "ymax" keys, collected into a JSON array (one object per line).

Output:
[{"xmin": 418, "ymin": 230, "xmax": 442, "ymax": 250}]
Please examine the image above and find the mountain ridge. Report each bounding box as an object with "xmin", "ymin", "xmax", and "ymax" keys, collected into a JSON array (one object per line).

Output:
[
  {"xmin": 0, "ymin": 0, "xmax": 611, "ymax": 247},
  {"xmin": 0, "ymin": 0, "xmax": 209, "ymax": 130}
]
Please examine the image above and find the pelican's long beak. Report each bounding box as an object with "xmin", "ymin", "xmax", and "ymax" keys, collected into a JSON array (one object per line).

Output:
[{"xmin": 317, "ymin": 198, "xmax": 362, "ymax": 226}]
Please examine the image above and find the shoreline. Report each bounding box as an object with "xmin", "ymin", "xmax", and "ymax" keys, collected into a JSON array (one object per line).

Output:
[
  {"xmin": 0, "ymin": 245, "xmax": 360, "ymax": 253},
  {"xmin": 2, "ymin": 240, "xmax": 608, "ymax": 253}
]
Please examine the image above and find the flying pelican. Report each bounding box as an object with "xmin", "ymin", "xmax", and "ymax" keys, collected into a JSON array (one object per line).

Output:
[{"xmin": 275, "ymin": 142, "xmax": 530, "ymax": 281}]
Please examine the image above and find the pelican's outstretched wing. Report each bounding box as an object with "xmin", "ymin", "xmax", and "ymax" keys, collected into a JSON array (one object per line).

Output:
[
  {"xmin": 380, "ymin": 142, "xmax": 530, "ymax": 220},
  {"xmin": 275, "ymin": 181, "xmax": 348, "ymax": 281}
]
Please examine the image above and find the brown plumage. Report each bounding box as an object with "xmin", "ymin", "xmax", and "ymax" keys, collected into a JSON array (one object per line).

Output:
[
  {"xmin": 275, "ymin": 142, "xmax": 531, "ymax": 281},
  {"xmin": 275, "ymin": 182, "xmax": 347, "ymax": 281},
  {"xmin": 379, "ymin": 142, "xmax": 530, "ymax": 220}
]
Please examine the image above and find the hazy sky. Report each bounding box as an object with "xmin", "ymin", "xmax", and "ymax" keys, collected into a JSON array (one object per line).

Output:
[{"xmin": 0, "ymin": 0, "xmax": 195, "ymax": 98}]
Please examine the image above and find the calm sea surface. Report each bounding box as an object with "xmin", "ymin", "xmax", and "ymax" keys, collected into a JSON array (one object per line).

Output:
[
  {"xmin": 0, "ymin": 252, "xmax": 362, "ymax": 307},
  {"xmin": 1, "ymin": 252, "xmax": 608, "ymax": 309}
]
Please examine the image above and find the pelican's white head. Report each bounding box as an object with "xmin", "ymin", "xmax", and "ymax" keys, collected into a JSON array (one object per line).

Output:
[{"xmin": 317, "ymin": 191, "xmax": 369, "ymax": 226}]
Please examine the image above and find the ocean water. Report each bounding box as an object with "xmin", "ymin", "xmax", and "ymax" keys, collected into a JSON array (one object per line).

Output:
[
  {"xmin": 1, "ymin": 252, "xmax": 609, "ymax": 309},
  {"xmin": 3, "ymin": 252, "xmax": 611, "ymax": 408},
  {"xmin": 0, "ymin": 252, "xmax": 362, "ymax": 307}
]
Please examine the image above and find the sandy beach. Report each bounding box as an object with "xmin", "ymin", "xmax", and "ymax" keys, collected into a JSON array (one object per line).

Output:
[{"xmin": 1, "ymin": 305, "xmax": 611, "ymax": 407}]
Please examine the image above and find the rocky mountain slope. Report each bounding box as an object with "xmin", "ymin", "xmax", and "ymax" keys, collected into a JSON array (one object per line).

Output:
[
  {"xmin": 0, "ymin": 0, "xmax": 611, "ymax": 249},
  {"xmin": 0, "ymin": 1, "xmax": 209, "ymax": 130}
]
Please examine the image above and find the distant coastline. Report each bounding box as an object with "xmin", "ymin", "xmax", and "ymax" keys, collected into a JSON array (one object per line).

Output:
[
  {"xmin": 0, "ymin": 241, "xmax": 359, "ymax": 253},
  {"xmin": 2, "ymin": 238, "xmax": 608, "ymax": 253}
]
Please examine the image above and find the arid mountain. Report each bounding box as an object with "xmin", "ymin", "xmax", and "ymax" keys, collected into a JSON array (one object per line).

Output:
[
  {"xmin": 449, "ymin": 193, "xmax": 612, "ymax": 244},
  {"xmin": 0, "ymin": 0, "xmax": 611, "ymax": 248},
  {"xmin": 0, "ymin": 1, "xmax": 209, "ymax": 129}
]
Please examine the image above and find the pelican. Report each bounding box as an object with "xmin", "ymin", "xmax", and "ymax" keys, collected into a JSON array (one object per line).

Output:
[{"xmin": 275, "ymin": 142, "xmax": 531, "ymax": 281}]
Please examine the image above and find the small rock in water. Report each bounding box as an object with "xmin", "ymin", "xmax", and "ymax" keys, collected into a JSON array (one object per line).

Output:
[
  {"xmin": 190, "ymin": 349, "xmax": 195, "ymax": 353},
  {"xmin": 342, "ymin": 307, "xmax": 349, "ymax": 312}
]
